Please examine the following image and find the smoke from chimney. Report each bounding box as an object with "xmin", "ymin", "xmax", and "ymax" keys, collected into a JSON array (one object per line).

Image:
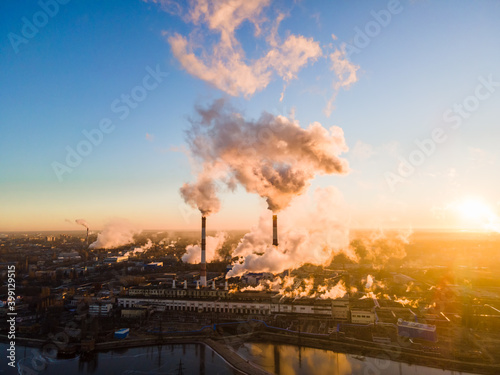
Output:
[
  {"xmin": 75, "ymin": 219, "xmax": 89, "ymax": 229},
  {"xmin": 180, "ymin": 176, "xmax": 221, "ymax": 217},
  {"xmin": 201, "ymin": 216, "xmax": 207, "ymax": 287},
  {"xmin": 75, "ymin": 219, "xmax": 90, "ymax": 247},
  {"xmin": 89, "ymin": 219, "xmax": 141, "ymax": 249},
  {"xmin": 180, "ymin": 99, "xmax": 349, "ymax": 214},
  {"xmin": 227, "ymin": 186, "xmax": 354, "ymax": 277},
  {"xmin": 182, "ymin": 232, "xmax": 227, "ymax": 264}
]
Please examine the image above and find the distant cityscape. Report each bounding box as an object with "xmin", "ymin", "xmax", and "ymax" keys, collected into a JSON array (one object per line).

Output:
[{"xmin": 1, "ymin": 230, "xmax": 499, "ymax": 374}]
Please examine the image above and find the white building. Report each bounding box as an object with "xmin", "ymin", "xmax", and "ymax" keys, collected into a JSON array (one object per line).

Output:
[
  {"xmin": 350, "ymin": 309, "xmax": 375, "ymax": 324},
  {"xmin": 89, "ymin": 303, "xmax": 113, "ymax": 317}
]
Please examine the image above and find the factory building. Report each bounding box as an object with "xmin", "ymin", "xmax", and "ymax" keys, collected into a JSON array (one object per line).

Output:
[
  {"xmin": 397, "ymin": 319, "xmax": 437, "ymax": 342},
  {"xmin": 350, "ymin": 309, "xmax": 376, "ymax": 324},
  {"xmin": 128, "ymin": 285, "xmax": 229, "ymax": 299},
  {"xmin": 89, "ymin": 303, "xmax": 113, "ymax": 317},
  {"xmin": 103, "ymin": 256, "xmax": 128, "ymax": 264},
  {"xmin": 332, "ymin": 298, "xmax": 350, "ymax": 320},
  {"xmin": 118, "ymin": 296, "xmax": 334, "ymax": 316}
]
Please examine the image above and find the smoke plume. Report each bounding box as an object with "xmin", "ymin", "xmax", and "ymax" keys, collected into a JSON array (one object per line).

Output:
[
  {"xmin": 181, "ymin": 99, "xmax": 349, "ymax": 214},
  {"xmin": 241, "ymin": 275, "xmax": 347, "ymax": 300},
  {"xmin": 180, "ymin": 175, "xmax": 221, "ymax": 216},
  {"xmin": 89, "ymin": 220, "xmax": 141, "ymax": 249},
  {"xmin": 75, "ymin": 219, "xmax": 89, "ymax": 229},
  {"xmin": 124, "ymin": 239, "xmax": 153, "ymax": 257},
  {"xmin": 182, "ymin": 231, "xmax": 228, "ymax": 264},
  {"xmin": 364, "ymin": 274, "xmax": 374, "ymax": 289},
  {"xmin": 227, "ymin": 187, "xmax": 354, "ymax": 277}
]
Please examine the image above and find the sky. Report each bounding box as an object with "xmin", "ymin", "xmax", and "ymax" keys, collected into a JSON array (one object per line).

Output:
[{"xmin": 1, "ymin": 0, "xmax": 500, "ymax": 232}]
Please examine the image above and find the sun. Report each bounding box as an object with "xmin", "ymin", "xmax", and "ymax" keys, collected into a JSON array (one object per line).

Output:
[
  {"xmin": 457, "ymin": 199, "xmax": 492, "ymax": 221},
  {"xmin": 453, "ymin": 198, "xmax": 500, "ymax": 232}
]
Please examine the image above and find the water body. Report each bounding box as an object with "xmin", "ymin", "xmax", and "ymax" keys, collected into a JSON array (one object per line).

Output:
[
  {"xmin": 0, "ymin": 343, "xmax": 237, "ymax": 375},
  {"xmin": 236, "ymin": 343, "xmax": 479, "ymax": 375}
]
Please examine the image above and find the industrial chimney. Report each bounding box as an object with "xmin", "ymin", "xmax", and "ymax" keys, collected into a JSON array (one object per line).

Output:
[
  {"xmin": 272, "ymin": 214, "xmax": 278, "ymax": 247},
  {"xmin": 201, "ymin": 216, "xmax": 207, "ymax": 287}
]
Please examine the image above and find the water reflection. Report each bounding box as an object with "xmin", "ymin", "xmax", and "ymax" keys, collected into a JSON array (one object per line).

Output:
[
  {"xmin": 236, "ymin": 343, "xmax": 478, "ymax": 375},
  {"xmin": 0, "ymin": 343, "xmax": 236, "ymax": 375}
]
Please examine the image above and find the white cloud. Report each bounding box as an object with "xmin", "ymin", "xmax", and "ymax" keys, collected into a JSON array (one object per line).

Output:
[
  {"xmin": 154, "ymin": 0, "xmax": 322, "ymax": 97},
  {"xmin": 325, "ymin": 43, "xmax": 359, "ymax": 116}
]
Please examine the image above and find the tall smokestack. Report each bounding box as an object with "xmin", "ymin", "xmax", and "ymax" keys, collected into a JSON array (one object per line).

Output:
[
  {"xmin": 86, "ymin": 228, "xmax": 89, "ymax": 246},
  {"xmin": 272, "ymin": 214, "xmax": 278, "ymax": 247},
  {"xmin": 201, "ymin": 216, "xmax": 207, "ymax": 287}
]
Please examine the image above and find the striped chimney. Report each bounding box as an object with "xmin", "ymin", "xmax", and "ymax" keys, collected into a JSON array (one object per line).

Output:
[
  {"xmin": 201, "ymin": 216, "xmax": 207, "ymax": 287},
  {"xmin": 272, "ymin": 214, "xmax": 278, "ymax": 246}
]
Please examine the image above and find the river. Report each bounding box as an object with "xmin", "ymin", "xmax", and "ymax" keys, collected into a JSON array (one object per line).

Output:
[
  {"xmin": 0, "ymin": 342, "xmax": 482, "ymax": 375},
  {"xmin": 235, "ymin": 342, "xmax": 479, "ymax": 375},
  {"xmin": 0, "ymin": 342, "xmax": 238, "ymax": 374}
]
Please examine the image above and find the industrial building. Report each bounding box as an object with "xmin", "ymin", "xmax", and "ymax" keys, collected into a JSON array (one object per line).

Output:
[
  {"xmin": 103, "ymin": 256, "xmax": 128, "ymax": 264},
  {"xmin": 350, "ymin": 309, "xmax": 376, "ymax": 324},
  {"xmin": 397, "ymin": 319, "xmax": 438, "ymax": 342},
  {"xmin": 89, "ymin": 303, "xmax": 113, "ymax": 317}
]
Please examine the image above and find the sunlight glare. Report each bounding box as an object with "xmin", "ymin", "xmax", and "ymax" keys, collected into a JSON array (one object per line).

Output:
[{"xmin": 457, "ymin": 199, "xmax": 491, "ymax": 220}]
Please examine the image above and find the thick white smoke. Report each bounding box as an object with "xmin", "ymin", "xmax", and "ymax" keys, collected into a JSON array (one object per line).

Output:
[
  {"xmin": 182, "ymin": 231, "xmax": 228, "ymax": 264},
  {"xmin": 89, "ymin": 220, "xmax": 141, "ymax": 249},
  {"xmin": 180, "ymin": 174, "xmax": 221, "ymax": 216},
  {"xmin": 365, "ymin": 274, "xmax": 374, "ymax": 289},
  {"xmin": 227, "ymin": 186, "xmax": 355, "ymax": 277},
  {"xmin": 124, "ymin": 239, "xmax": 153, "ymax": 257},
  {"xmin": 241, "ymin": 275, "xmax": 347, "ymax": 300},
  {"xmin": 180, "ymin": 99, "xmax": 349, "ymax": 214}
]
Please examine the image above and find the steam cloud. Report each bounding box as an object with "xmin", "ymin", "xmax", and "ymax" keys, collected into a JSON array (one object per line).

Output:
[
  {"xmin": 124, "ymin": 239, "xmax": 153, "ymax": 257},
  {"xmin": 365, "ymin": 274, "xmax": 374, "ymax": 289},
  {"xmin": 241, "ymin": 275, "xmax": 346, "ymax": 300},
  {"xmin": 181, "ymin": 99, "xmax": 349, "ymax": 214},
  {"xmin": 227, "ymin": 187, "xmax": 354, "ymax": 277},
  {"xmin": 89, "ymin": 220, "xmax": 141, "ymax": 249},
  {"xmin": 180, "ymin": 175, "xmax": 221, "ymax": 216},
  {"xmin": 182, "ymin": 231, "xmax": 228, "ymax": 263}
]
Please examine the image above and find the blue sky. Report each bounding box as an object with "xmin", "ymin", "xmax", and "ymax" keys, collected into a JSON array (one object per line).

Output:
[{"xmin": 1, "ymin": 0, "xmax": 500, "ymax": 231}]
